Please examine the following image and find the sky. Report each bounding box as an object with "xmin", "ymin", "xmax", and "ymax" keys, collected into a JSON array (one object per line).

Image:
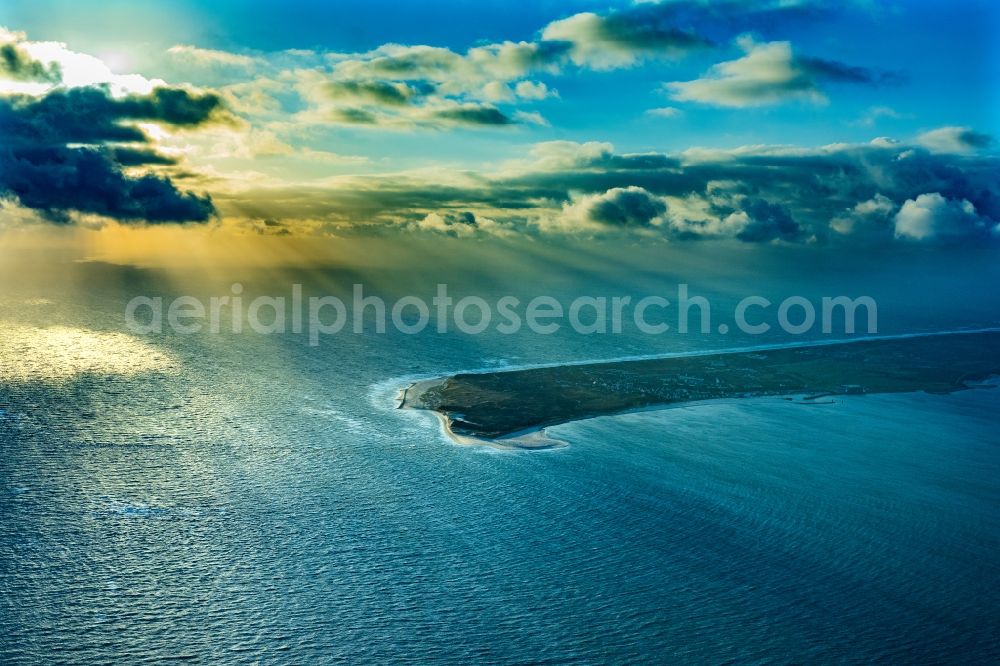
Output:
[{"xmin": 0, "ymin": 0, "xmax": 999, "ymax": 257}]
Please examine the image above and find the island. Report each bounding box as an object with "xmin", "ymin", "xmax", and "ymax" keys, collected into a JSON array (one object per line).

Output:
[{"xmin": 399, "ymin": 330, "xmax": 1000, "ymax": 449}]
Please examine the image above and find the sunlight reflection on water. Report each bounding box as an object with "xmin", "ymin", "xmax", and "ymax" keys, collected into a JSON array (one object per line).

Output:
[{"xmin": 0, "ymin": 324, "xmax": 177, "ymax": 382}]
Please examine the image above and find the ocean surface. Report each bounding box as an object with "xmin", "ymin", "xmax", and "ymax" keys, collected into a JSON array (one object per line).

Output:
[{"xmin": 2, "ymin": 270, "xmax": 999, "ymax": 664}]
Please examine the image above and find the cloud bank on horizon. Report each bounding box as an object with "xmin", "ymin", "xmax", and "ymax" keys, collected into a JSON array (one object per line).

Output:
[{"xmin": 0, "ymin": 0, "xmax": 997, "ymax": 245}]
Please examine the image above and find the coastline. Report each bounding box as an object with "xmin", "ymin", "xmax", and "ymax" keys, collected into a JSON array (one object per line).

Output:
[
  {"xmin": 402, "ymin": 380, "xmax": 999, "ymax": 450},
  {"xmin": 397, "ymin": 378, "xmax": 567, "ymax": 449},
  {"xmin": 395, "ymin": 330, "xmax": 1000, "ymax": 450},
  {"xmin": 400, "ymin": 380, "xmax": 855, "ymax": 450}
]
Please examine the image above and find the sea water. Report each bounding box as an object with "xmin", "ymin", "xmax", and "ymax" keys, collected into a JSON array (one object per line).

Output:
[{"xmin": 1, "ymin": 274, "xmax": 998, "ymax": 664}]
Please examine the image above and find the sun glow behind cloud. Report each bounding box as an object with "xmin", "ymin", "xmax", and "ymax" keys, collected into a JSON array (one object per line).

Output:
[{"xmin": 0, "ymin": 28, "xmax": 163, "ymax": 96}]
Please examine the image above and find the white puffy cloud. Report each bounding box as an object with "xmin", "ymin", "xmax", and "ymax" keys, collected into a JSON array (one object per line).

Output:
[
  {"xmin": 541, "ymin": 10, "xmax": 707, "ymax": 70},
  {"xmin": 666, "ymin": 38, "xmax": 822, "ymax": 107},
  {"xmin": 894, "ymin": 193, "xmax": 997, "ymax": 243},
  {"xmin": 411, "ymin": 211, "xmax": 515, "ymax": 238},
  {"xmin": 415, "ymin": 212, "xmax": 477, "ymax": 237},
  {"xmin": 830, "ymin": 193, "xmax": 897, "ymax": 240},
  {"xmin": 665, "ymin": 36, "xmax": 887, "ymax": 107},
  {"xmin": 550, "ymin": 186, "xmax": 669, "ymax": 232},
  {"xmin": 646, "ymin": 106, "xmax": 683, "ymax": 118},
  {"xmin": 514, "ymin": 80, "xmax": 554, "ymax": 100},
  {"xmin": 854, "ymin": 105, "xmax": 904, "ymax": 127},
  {"xmin": 166, "ymin": 45, "xmax": 258, "ymax": 70},
  {"xmin": 916, "ymin": 126, "xmax": 994, "ymax": 154},
  {"xmin": 512, "ymin": 110, "xmax": 549, "ymax": 126}
]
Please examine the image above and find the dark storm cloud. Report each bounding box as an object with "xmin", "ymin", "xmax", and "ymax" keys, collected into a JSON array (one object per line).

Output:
[
  {"xmin": 733, "ymin": 198, "xmax": 802, "ymax": 242},
  {"xmin": 1, "ymin": 146, "xmax": 214, "ymax": 224},
  {"xmin": 586, "ymin": 187, "xmax": 667, "ymax": 228},
  {"xmin": 0, "ymin": 85, "xmax": 223, "ymax": 224},
  {"xmin": 120, "ymin": 86, "xmax": 227, "ymax": 125},
  {"xmin": 0, "ymin": 42, "xmax": 61, "ymax": 82},
  {"xmin": 1, "ymin": 86, "xmax": 226, "ymax": 146},
  {"xmin": 110, "ymin": 147, "xmax": 179, "ymax": 166}
]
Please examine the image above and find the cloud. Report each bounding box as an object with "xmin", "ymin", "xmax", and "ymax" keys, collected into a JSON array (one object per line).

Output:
[
  {"xmin": 166, "ymin": 44, "xmax": 258, "ymax": 70},
  {"xmin": 542, "ymin": 188, "xmax": 799, "ymax": 242},
  {"xmin": 665, "ymin": 36, "xmax": 895, "ymax": 107},
  {"xmin": 854, "ymin": 105, "xmax": 904, "ymax": 127},
  {"xmin": 916, "ymin": 126, "xmax": 994, "ymax": 154},
  {"xmin": 894, "ymin": 193, "xmax": 997, "ymax": 243},
  {"xmin": 2, "ymin": 85, "xmax": 228, "ymax": 145},
  {"xmin": 0, "ymin": 28, "xmax": 164, "ymax": 96},
  {"xmin": 733, "ymin": 197, "xmax": 801, "ymax": 242},
  {"xmin": 830, "ymin": 193, "xmax": 896, "ymax": 241},
  {"xmin": 523, "ymin": 139, "xmax": 678, "ymax": 172},
  {"xmin": 512, "ymin": 110, "xmax": 549, "ymax": 126},
  {"xmin": 121, "ymin": 86, "xmax": 229, "ymax": 126},
  {"xmin": 1, "ymin": 41, "xmax": 61, "ymax": 82},
  {"xmin": 433, "ymin": 103, "xmax": 513, "ymax": 126},
  {"xmin": 142, "ymin": 2, "xmax": 872, "ymax": 134},
  {"xmin": 0, "ymin": 85, "xmax": 223, "ymax": 223},
  {"xmin": 553, "ymin": 186, "xmax": 668, "ymax": 232},
  {"xmin": 324, "ymin": 42, "xmax": 563, "ymax": 96},
  {"xmin": 407, "ymin": 211, "xmax": 516, "ymax": 238},
  {"xmin": 251, "ymin": 218, "xmax": 292, "ymax": 236},
  {"xmin": 299, "ymin": 1, "xmax": 845, "ymax": 130},
  {"xmin": 111, "ymin": 146, "xmax": 179, "ymax": 166},
  {"xmin": 514, "ymin": 80, "xmax": 554, "ymax": 100},
  {"xmin": 217, "ymin": 134, "xmax": 1000, "ymax": 245},
  {"xmin": 293, "ymin": 49, "xmax": 551, "ymax": 129},
  {"xmin": 321, "ymin": 99, "xmax": 515, "ymax": 128},
  {"xmin": 541, "ymin": 8, "xmax": 709, "ymax": 70},
  {"xmin": 328, "ymin": 41, "xmax": 567, "ymax": 85},
  {"xmin": 552, "ymin": 189, "xmax": 799, "ymax": 242},
  {"xmin": 537, "ymin": 0, "xmax": 861, "ymax": 71},
  {"xmin": 0, "ymin": 147, "xmax": 215, "ymax": 224},
  {"xmin": 330, "ymin": 107, "xmax": 378, "ymax": 124},
  {"xmin": 646, "ymin": 106, "xmax": 683, "ymax": 118},
  {"xmin": 414, "ymin": 211, "xmax": 478, "ymax": 237},
  {"xmin": 797, "ymin": 55, "xmax": 901, "ymax": 85},
  {"xmin": 324, "ymin": 79, "xmax": 435, "ymax": 106}
]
